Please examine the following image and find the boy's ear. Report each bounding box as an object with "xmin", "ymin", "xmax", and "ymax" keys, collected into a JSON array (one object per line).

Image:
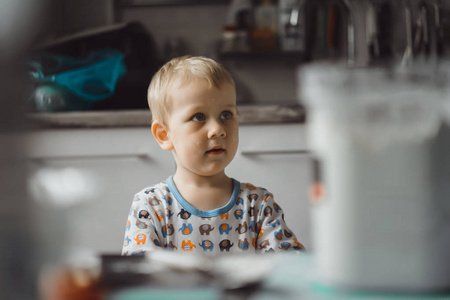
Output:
[{"xmin": 151, "ymin": 121, "xmax": 173, "ymax": 151}]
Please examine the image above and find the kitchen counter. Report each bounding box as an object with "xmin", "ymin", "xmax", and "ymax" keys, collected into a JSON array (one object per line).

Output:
[{"xmin": 27, "ymin": 104, "xmax": 306, "ymax": 128}]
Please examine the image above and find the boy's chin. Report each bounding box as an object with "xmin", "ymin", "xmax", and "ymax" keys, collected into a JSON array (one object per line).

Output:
[{"xmin": 195, "ymin": 167, "xmax": 230, "ymax": 178}]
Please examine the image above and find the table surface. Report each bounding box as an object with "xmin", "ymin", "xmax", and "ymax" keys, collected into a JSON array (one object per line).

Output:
[{"xmin": 107, "ymin": 253, "xmax": 450, "ymax": 300}]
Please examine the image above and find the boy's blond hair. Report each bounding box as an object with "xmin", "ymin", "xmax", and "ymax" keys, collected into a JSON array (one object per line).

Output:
[{"xmin": 148, "ymin": 55, "xmax": 235, "ymax": 125}]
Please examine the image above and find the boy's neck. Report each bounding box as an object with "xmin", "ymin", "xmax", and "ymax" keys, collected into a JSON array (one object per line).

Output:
[
  {"xmin": 172, "ymin": 171, "xmax": 234, "ymax": 211},
  {"xmin": 173, "ymin": 170, "xmax": 229, "ymax": 187}
]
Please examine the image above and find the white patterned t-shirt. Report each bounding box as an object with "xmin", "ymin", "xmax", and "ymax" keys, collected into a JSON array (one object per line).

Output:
[{"xmin": 122, "ymin": 176, "xmax": 304, "ymax": 255}]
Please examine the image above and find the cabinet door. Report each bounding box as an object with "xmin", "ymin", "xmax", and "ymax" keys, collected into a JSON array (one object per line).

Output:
[
  {"xmin": 26, "ymin": 128, "xmax": 174, "ymax": 255},
  {"xmin": 227, "ymin": 124, "xmax": 313, "ymax": 248}
]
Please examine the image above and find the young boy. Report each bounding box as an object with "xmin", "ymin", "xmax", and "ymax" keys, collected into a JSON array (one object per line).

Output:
[{"xmin": 122, "ymin": 56, "xmax": 304, "ymax": 255}]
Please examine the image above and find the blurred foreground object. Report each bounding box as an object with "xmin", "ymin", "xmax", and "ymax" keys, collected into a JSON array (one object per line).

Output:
[
  {"xmin": 38, "ymin": 252, "xmax": 450, "ymax": 299},
  {"xmin": 0, "ymin": 0, "xmax": 46, "ymax": 299},
  {"xmin": 39, "ymin": 264, "xmax": 103, "ymax": 300},
  {"xmin": 39, "ymin": 251, "xmax": 278, "ymax": 300},
  {"xmin": 299, "ymin": 62, "xmax": 450, "ymax": 292}
]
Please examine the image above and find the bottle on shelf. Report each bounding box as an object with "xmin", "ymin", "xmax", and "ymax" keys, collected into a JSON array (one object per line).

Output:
[{"xmin": 251, "ymin": 0, "xmax": 279, "ymax": 52}]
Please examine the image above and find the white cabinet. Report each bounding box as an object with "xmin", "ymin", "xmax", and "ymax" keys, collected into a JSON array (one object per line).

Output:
[
  {"xmin": 26, "ymin": 123, "xmax": 313, "ymax": 254},
  {"xmin": 26, "ymin": 128, "xmax": 174, "ymax": 255},
  {"xmin": 227, "ymin": 124, "xmax": 313, "ymax": 248}
]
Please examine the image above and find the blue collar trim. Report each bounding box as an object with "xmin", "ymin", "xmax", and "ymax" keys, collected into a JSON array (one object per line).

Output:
[{"xmin": 167, "ymin": 175, "xmax": 240, "ymax": 218}]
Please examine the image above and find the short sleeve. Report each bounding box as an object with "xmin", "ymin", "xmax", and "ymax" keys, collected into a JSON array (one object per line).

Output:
[{"xmin": 255, "ymin": 192, "xmax": 305, "ymax": 253}]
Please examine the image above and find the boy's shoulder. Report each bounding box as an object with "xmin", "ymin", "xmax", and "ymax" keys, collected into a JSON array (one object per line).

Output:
[
  {"xmin": 133, "ymin": 180, "xmax": 170, "ymax": 203},
  {"xmin": 237, "ymin": 181, "xmax": 274, "ymax": 201},
  {"xmin": 138, "ymin": 180, "xmax": 170, "ymax": 195},
  {"xmin": 238, "ymin": 181, "xmax": 267, "ymax": 192}
]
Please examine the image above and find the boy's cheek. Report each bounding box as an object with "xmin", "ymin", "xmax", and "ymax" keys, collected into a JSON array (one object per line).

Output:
[{"xmin": 232, "ymin": 131, "xmax": 239, "ymax": 142}]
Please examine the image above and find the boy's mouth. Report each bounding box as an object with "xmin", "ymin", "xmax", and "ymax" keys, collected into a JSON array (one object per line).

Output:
[{"xmin": 206, "ymin": 146, "xmax": 225, "ymax": 155}]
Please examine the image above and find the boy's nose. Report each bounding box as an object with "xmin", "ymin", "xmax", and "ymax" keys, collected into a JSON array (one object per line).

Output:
[{"xmin": 208, "ymin": 120, "xmax": 226, "ymax": 139}]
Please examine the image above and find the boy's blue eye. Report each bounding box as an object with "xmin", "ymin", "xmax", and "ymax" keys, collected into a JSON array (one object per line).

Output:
[
  {"xmin": 191, "ymin": 113, "xmax": 206, "ymax": 122},
  {"xmin": 220, "ymin": 111, "xmax": 233, "ymax": 120}
]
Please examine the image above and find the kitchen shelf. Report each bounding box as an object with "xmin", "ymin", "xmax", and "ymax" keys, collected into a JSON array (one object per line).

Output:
[
  {"xmin": 116, "ymin": 0, "xmax": 230, "ymax": 7},
  {"xmin": 27, "ymin": 104, "xmax": 306, "ymax": 128},
  {"xmin": 219, "ymin": 50, "xmax": 309, "ymax": 64}
]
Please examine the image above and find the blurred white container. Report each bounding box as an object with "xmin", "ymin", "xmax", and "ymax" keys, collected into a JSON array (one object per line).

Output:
[{"xmin": 298, "ymin": 63, "xmax": 450, "ymax": 292}]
